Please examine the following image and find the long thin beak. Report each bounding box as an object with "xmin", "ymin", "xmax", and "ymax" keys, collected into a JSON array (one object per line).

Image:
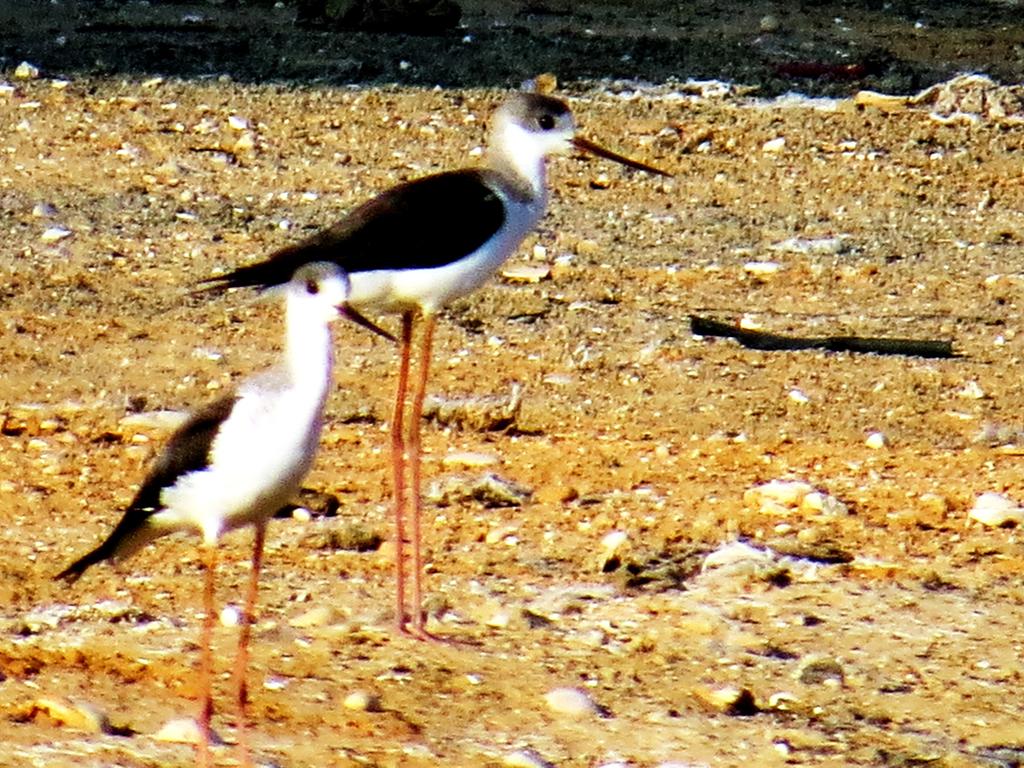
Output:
[
  {"xmin": 342, "ymin": 305, "xmax": 397, "ymax": 343},
  {"xmin": 572, "ymin": 136, "xmax": 672, "ymax": 177}
]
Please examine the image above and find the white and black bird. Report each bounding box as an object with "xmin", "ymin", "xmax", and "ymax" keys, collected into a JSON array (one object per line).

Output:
[
  {"xmin": 57, "ymin": 261, "xmax": 350, "ymax": 768},
  {"xmin": 200, "ymin": 92, "xmax": 670, "ymax": 639}
]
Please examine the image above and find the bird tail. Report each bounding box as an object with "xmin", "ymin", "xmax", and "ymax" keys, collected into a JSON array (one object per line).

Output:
[
  {"xmin": 194, "ymin": 247, "xmax": 308, "ymax": 294},
  {"xmin": 55, "ymin": 512, "xmax": 164, "ymax": 583},
  {"xmin": 54, "ymin": 539, "xmax": 119, "ymax": 583}
]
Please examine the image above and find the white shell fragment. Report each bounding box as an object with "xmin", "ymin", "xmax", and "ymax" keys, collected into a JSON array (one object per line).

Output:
[
  {"xmin": 501, "ymin": 263, "xmax": 552, "ymax": 283},
  {"xmin": 543, "ymin": 687, "xmax": 602, "ymax": 718},
  {"xmin": 40, "ymin": 226, "xmax": 72, "ymax": 244},
  {"xmin": 969, "ymin": 492, "xmax": 1024, "ymax": 527}
]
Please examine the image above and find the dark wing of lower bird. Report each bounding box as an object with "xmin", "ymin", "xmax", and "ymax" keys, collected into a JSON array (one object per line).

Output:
[
  {"xmin": 199, "ymin": 169, "xmax": 507, "ymax": 291},
  {"xmin": 55, "ymin": 396, "xmax": 239, "ymax": 581}
]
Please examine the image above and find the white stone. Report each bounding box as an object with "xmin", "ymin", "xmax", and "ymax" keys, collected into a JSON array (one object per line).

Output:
[
  {"xmin": 597, "ymin": 530, "xmax": 629, "ymax": 571},
  {"xmin": 14, "ymin": 61, "xmax": 40, "ymax": 80},
  {"xmin": 40, "ymin": 226, "xmax": 72, "ymax": 243},
  {"xmin": 959, "ymin": 380, "xmax": 987, "ymax": 400},
  {"xmin": 762, "ymin": 136, "xmax": 786, "ymax": 153},
  {"xmin": 969, "ymin": 492, "xmax": 1024, "ymax": 527},
  {"xmin": 543, "ymin": 687, "xmax": 601, "ymax": 718},
  {"xmin": 227, "ymin": 114, "xmax": 249, "ymax": 130},
  {"xmin": 864, "ymin": 431, "xmax": 887, "ymax": 449},
  {"xmin": 342, "ymin": 690, "xmax": 381, "ymax": 712},
  {"xmin": 153, "ymin": 717, "xmax": 222, "ymax": 744},
  {"xmin": 788, "ymin": 388, "xmax": 810, "ymax": 404}
]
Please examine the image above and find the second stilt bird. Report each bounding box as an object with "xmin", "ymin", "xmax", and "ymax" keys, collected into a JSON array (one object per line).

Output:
[{"xmin": 201, "ymin": 92, "xmax": 670, "ymax": 638}]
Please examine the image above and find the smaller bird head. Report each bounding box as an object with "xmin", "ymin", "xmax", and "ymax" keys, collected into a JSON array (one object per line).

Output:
[{"xmin": 289, "ymin": 261, "xmax": 350, "ymax": 323}]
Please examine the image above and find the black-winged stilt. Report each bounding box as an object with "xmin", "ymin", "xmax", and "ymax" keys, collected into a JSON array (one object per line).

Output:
[
  {"xmin": 57, "ymin": 261, "xmax": 349, "ymax": 767},
  {"xmin": 200, "ymin": 92, "xmax": 670, "ymax": 638}
]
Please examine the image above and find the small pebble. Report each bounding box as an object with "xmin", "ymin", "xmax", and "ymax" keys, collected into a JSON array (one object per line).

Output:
[
  {"xmin": 864, "ymin": 431, "xmax": 887, "ymax": 449},
  {"xmin": 788, "ymin": 388, "xmax": 810, "ymax": 404},
  {"xmin": 501, "ymin": 263, "xmax": 551, "ymax": 283},
  {"xmin": 154, "ymin": 717, "xmax": 223, "ymax": 744},
  {"xmin": 744, "ymin": 479, "xmax": 814, "ymax": 510},
  {"xmin": 485, "ymin": 524, "xmax": 519, "ymax": 545},
  {"xmin": 14, "ymin": 61, "xmax": 40, "ymax": 80},
  {"xmin": 234, "ymin": 131, "xmax": 257, "ymax": 153},
  {"xmin": 760, "ymin": 14, "xmax": 780, "ymax": 32},
  {"xmin": 743, "ymin": 261, "xmax": 782, "ymax": 277},
  {"xmin": 969, "ymin": 492, "xmax": 1024, "ymax": 527},
  {"xmin": 959, "ymin": 380, "xmax": 987, "ymax": 400},
  {"xmin": 40, "ymin": 226, "xmax": 72, "ymax": 243},
  {"xmin": 543, "ymin": 687, "xmax": 601, "ymax": 719},
  {"xmin": 762, "ymin": 136, "xmax": 786, "ymax": 154},
  {"xmin": 504, "ymin": 749, "xmax": 556, "ymax": 768},
  {"xmin": 32, "ymin": 202, "xmax": 57, "ymax": 218},
  {"xmin": 227, "ymin": 114, "xmax": 249, "ymax": 130},
  {"xmin": 220, "ymin": 605, "xmax": 241, "ymax": 627},
  {"xmin": 342, "ymin": 690, "xmax": 381, "ymax": 712},
  {"xmin": 691, "ymin": 684, "xmax": 759, "ymax": 715},
  {"xmin": 597, "ymin": 530, "xmax": 629, "ymax": 572},
  {"xmin": 797, "ymin": 656, "xmax": 845, "ymax": 686}
]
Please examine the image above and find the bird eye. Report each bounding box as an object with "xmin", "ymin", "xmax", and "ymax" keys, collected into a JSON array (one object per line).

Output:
[
  {"xmin": 305, "ymin": 279, "xmax": 319, "ymax": 295},
  {"xmin": 538, "ymin": 113, "xmax": 556, "ymax": 130}
]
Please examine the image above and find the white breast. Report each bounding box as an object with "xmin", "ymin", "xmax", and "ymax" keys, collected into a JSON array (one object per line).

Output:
[
  {"xmin": 155, "ymin": 383, "xmax": 325, "ymax": 545},
  {"xmin": 346, "ymin": 194, "xmax": 544, "ymax": 315}
]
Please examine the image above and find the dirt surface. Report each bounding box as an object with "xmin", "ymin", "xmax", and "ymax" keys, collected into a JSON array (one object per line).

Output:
[{"xmin": 5, "ymin": 3, "xmax": 1024, "ymax": 768}]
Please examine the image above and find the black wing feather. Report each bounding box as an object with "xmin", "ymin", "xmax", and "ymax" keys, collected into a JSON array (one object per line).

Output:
[
  {"xmin": 55, "ymin": 396, "xmax": 238, "ymax": 582},
  {"xmin": 199, "ymin": 169, "xmax": 507, "ymax": 291}
]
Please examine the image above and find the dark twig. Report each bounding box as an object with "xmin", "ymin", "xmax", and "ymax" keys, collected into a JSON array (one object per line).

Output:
[{"xmin": 689, "ymin": 316, "xmax": 956, "ymax": 359}]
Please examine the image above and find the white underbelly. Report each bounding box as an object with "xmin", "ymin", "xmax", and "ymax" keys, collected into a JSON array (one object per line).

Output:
[{"xmin": 347, "ymin": 199, "xmax": 543, "ymax": 315}]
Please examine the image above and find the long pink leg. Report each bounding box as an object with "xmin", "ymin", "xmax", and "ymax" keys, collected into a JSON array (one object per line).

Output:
[
  {"xmin": 392, "ymin": 312, "xmax": 414, "ymax": 634},
  {"xmin": 406, "ymin": 314, "xmax": 436, "ymax": 636},
  {"xmin": 232, "ymin": 522, "xmax": 266, "ymax": 768},
  {"xmin": 197, "ymin": 546, "xmax": 217, "ymax": 768}
]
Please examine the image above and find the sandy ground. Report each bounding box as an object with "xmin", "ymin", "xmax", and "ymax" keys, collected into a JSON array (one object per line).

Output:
[{"xmin": 4, "ymin": 4, "xmax": 1024, "ymax": 768}]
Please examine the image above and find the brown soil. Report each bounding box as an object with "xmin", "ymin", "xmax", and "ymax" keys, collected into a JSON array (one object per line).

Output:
[{"xmin": 4, "ymin": 3, "xmax": 1024, "ymax": 768}]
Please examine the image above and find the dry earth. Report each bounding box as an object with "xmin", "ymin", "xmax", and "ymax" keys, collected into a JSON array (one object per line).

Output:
[{"xmin": 4, "ymin": 5, "xmax": 1024, "ymax": 768}]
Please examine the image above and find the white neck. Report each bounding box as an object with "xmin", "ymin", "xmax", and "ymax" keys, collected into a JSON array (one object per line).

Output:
[
  {"xmin": 284, "ymin": 294, "xmax": 334, "ymax": 405},
  {"xmin": 487, "ymin": 122, "xmax": 548, "ymax": 202}
]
